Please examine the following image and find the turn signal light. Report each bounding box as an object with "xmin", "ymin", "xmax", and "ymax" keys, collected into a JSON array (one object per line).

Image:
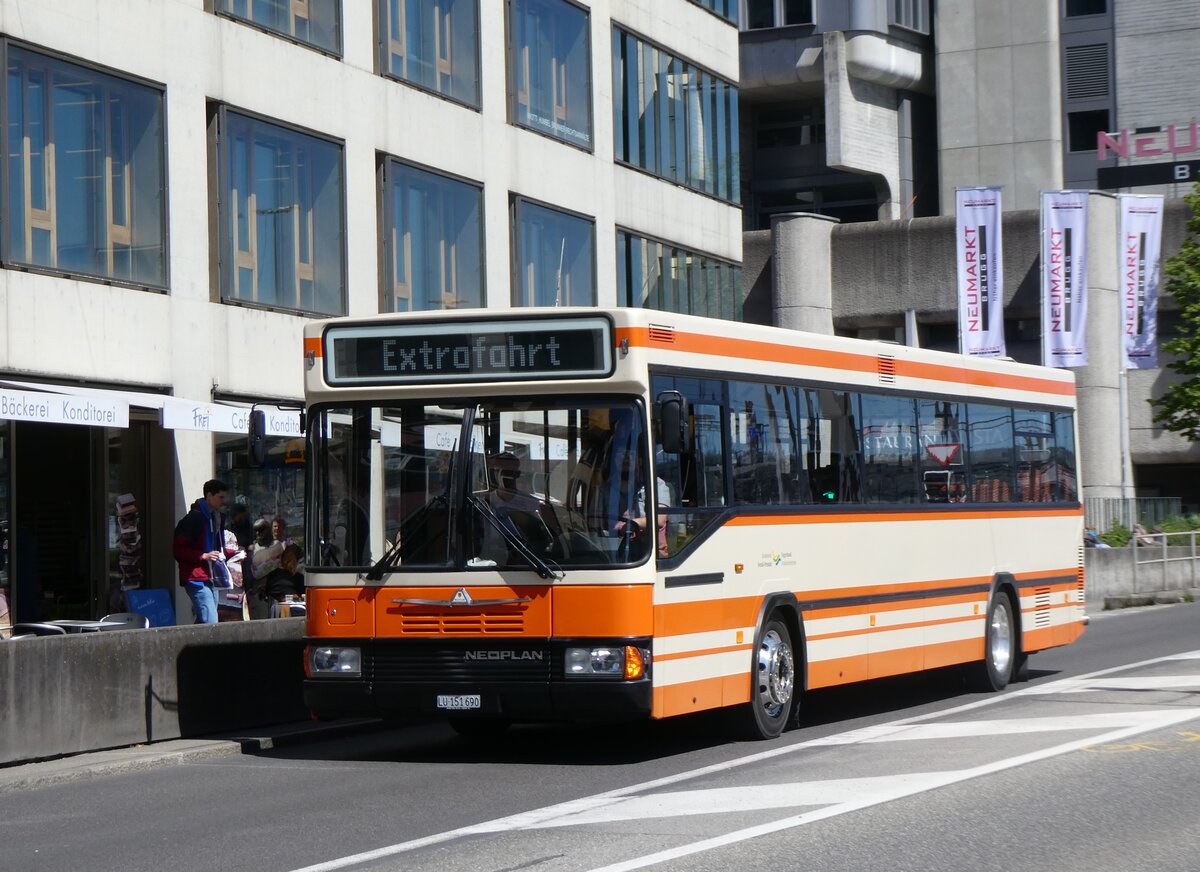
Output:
[{"xmin": 624, "ymin": 645, "xmax": 645, "ymax": 680}]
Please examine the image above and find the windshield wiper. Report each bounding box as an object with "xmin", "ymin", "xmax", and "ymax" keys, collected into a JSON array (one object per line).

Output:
[
  {"xmin": 364, "ymin": 533, "xmax": 404, "ymax": 581},
  {"xmin": 467, "ymin": 494, "xmax": 561, "ymax": 580}
]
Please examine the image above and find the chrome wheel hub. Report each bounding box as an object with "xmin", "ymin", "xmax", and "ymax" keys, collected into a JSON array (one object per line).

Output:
[
  {"xmin": 756, "ymin": 628, "xmax": 794, "ymax": 717},
  {"xmin": 989, "ymin": 601, "xmax": 1013, "ymax": 676}
]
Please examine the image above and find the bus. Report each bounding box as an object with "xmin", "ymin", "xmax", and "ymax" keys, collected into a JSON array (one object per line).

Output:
[{"xmin": 298, "ymin": 308, "xmax": 1085, "ymax": 739}]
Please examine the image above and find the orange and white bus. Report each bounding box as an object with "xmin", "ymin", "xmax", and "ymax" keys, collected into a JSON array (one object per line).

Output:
[{"xmin": 299, "ymin": 308, "xmax": 1085, "ymax": 739}]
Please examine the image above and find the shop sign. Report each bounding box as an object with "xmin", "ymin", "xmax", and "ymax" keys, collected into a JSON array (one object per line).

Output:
[
  {"xmin": 0, "ymin": 387, "xmax": 128, "ymax": 428},
  {"xmin": 162, "ymin": 402, "xmax": 302, "ymax": 436}
]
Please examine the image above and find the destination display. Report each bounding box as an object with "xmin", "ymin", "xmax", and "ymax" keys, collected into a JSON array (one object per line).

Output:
[{"xmin": 325, "ymin": 316, "xmax": 614, "ymax": 385}]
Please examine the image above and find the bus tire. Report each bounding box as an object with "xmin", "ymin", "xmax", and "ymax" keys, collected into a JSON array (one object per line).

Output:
[
  {"xmin": 972, "ymin": 592, "xmax": 1016, "ymax": 692},
  {"xmin": 738, "ymin": 616, "xmax": 796, "ymax": 740}
]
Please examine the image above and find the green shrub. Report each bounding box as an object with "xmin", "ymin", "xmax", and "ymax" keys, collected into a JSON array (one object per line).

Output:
[{"xmin": 1100, "ymin": 522, "xmax": 1130, "ymax": 548}]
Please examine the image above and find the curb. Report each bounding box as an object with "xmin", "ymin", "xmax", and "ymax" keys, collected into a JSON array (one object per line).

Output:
[
  {"xmin": 0, "ymin": 717, "xmax": 384, "ymax": 794},
  {"xmin": 1103, "ymin": 589, "xmax": 1198, "ymax": 610}
]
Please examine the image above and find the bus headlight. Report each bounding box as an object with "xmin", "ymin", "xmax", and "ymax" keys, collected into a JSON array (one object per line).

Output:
[
  {"xmin": 564, "ymin": 646, "xmax": 650, "ymax": 680},
  {"xmin": 308, "ymin": 646, "xmax": 361, "ymax": 677}
]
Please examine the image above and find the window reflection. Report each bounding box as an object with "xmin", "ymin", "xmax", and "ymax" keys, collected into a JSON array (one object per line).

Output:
[
  {"xmin": 617, "ymin": 230, "xmax": 742, "ymax": 320},
  {"xmin": 380, "ymin": 0, "xmax": 480, "ymax": 106},
  {"xmin": 217, "ymin": 109, "xmax": 345, "ymax": 315},
  {"xmin": 382, "ymin": 159, "xmax": 483, "ymax": 312},
  {"xmin": 5, "ymin": 47, "xmax": 166, "ymax": 286},
  {"xmin": 509, "ymin": 0, "xmax": 592, "ymax": 149},
  {"xmin": 513, "ymin": 199, "xmax": 594, "ymax": 307},
  {"xmin": 215, "ymin": 0, "xmax": 342, "ymax": 54}
]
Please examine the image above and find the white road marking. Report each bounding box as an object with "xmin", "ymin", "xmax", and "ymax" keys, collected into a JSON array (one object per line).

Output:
[
  {"xmin": 285, "ymin": 649, "xmax": 1200, "ymax": 872},
  {"xmin": 1024, "ymin": 676, "xmax": 1200, "ymax": 694},
  {"xmin": 585, "ymin": 708, "xmax": 1200, "ymax": 872}
]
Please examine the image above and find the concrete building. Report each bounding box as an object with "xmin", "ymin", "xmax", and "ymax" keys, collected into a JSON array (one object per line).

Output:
[
  {"xmin": 739, "ymin": 0, "xmax": 1200, "ymax": 514},
  {"xmin": 0, "ymin": 0, "xmax": 742, "ymax": 629}
]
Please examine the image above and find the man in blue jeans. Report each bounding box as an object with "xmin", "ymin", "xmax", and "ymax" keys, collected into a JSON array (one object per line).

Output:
[{"xmin": 172, "ymin": 479, "xmax": 232, "ymax": 624}]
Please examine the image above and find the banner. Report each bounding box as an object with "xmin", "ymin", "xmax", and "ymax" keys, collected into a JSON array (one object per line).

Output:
[
  {"xmin": 956, "ymin": 187, "xmax": 1006, "ymax": 357},
  {"xmin": 1041, "ymin": 191, "xmax": 1089, "ymax": 368},
  {"xmin": 1118, "ymin": 195, "xmax": 1163, "ymax": 370}
]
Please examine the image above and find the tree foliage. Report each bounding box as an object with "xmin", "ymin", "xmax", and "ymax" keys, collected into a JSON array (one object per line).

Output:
[{"xmin": 1150, "ymin": 183, "xmax": 1200, "ymax": 440}]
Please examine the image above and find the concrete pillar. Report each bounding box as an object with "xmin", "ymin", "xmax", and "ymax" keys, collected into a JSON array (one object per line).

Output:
[
  {"xmin": 771, "ymin": 212, "xmax": 839, "ymax": 335},
  {"xmin": 1075, "ymin": 192, "xmax": 1124, "ymax": 499}
]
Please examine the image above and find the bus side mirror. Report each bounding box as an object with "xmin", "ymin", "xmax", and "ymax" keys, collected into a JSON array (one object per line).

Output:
[
  {"xmin": 248, "ymin": 409, "xmax": 268, "ymax": 466},
  {"xmin": 656, "ymin": 392, "xmax": 690, "ymax": 455}
]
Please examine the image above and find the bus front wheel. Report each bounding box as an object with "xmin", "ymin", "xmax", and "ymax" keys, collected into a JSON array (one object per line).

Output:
[
  {"xmin": 972, "ymin": 592, "xmax": 1017, "ymax": 692},
  {"xmin": 737, "ymin": 617, "xmax": 796, "ymax": 740}
]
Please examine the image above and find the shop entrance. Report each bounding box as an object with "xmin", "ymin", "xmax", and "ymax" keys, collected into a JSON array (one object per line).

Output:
[
  {"xmin": 12, "ymin": 422, "xmax": 93, "ymax": 621},
  {"xmin": 8, "ymin": 419, "xmax": 153, "ymax": 623}
]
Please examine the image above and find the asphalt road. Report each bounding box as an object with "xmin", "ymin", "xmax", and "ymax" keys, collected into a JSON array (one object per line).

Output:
[{"xmin": 3, "ymin": 602, "xmax": 1198, "ymax": 872}]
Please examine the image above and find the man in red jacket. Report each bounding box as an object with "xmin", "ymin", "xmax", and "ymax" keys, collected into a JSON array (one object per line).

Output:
[{"xmin": 172, "ymin": 479, "xmax": 233, "ymax": 624}]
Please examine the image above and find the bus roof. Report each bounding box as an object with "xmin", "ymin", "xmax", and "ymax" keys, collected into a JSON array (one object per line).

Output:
[{"xmin": 303, "ymin": 308, "xmax": 1076, "ymax": 410}]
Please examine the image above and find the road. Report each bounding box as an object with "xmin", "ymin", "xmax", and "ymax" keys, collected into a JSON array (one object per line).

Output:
[{"xmin": 3, "ymin": 603, "xmax": 1198, "ymax": 872}]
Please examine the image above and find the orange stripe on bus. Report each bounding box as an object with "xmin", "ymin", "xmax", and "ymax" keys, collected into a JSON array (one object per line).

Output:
[
  {"xmin": 806, "ymin": 611, "xmax": 983, "ymax": 642},
  {"xmin": 617, "ymin": 327, "xmax": 1075, "ymax": 397},
  {"xmin": 654, "ymin": 643, "xmax": 753, "ymax": 663},
  {"xmin": 304, "ymin": 337, "xmax": 323, "ymax": 358},
  {"xmin": 727, "ymin": 508, "xmax": 1082, "ymax": 526},
  {"xmin": 653, "ymin": 674, "xmax": 750, "ymax": 719},
  {"xmin": 553, "ymin": 585, "xmax": 653, "ymax": 636}
]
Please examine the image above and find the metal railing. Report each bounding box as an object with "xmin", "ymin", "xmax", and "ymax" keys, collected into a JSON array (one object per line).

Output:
[
  {"xmin": 1126, "ymin": 529, "xmax": 1200, "ymax": 593},
  {"xmin": 1084, "ymin": 497, "xmax": 1183, "ymax": 533}
]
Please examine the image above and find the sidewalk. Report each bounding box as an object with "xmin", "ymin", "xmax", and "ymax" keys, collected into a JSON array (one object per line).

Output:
[{"xmin": 0, "ymin": 717, "xmax": 382, "ymax": 794}]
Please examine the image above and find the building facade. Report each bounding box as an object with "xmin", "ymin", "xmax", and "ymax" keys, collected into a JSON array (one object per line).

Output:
[
  {"xmin": 739, "ymin": 0, "xmax": 1200, "ymax": 514},
  {"xmin": 0, "ymin": 0, "xmax": 742, "ymax": 629}
]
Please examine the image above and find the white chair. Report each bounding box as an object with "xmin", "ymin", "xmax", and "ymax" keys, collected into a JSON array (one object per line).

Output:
[{"xmin": 98, "ymin": 612, "xmax": 150, "ymax": 631}]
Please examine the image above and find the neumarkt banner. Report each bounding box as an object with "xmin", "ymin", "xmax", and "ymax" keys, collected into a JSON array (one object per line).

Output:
[
  {"xmin": 1040, "ymin": 191, "xmax": 1089, "ymax": 368},
  {"xmin": 955, "ymin": 187, "xmax": 1006, "ymax": 358},
  {"xmin": 1118, "ymin": 194, "xmax": 1163, "ymax": 370}
]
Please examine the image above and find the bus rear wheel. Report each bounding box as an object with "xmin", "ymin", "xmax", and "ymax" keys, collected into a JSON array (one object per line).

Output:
[
  {"xmin": 972, "ymin": 592, "xmax": 1016, "ymax": 692},
  {"xmin": 737, "ymin": 617, "xmax": 796, "ymax": 740}
]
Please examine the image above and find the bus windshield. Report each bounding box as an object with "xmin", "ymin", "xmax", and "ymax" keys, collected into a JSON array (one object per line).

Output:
[{"xmin": 308, "ymin": 397, "xmax": 651, "ymax": 573}]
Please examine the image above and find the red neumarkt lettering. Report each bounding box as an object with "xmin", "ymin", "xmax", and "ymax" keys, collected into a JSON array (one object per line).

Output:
[
  {"xmin": 1124, "ymin": 234, "xmax": 1139, "ymax": 336},
  {"xmin": 1048, "ymin": 229, "xmax": 1064, "ymax": 332},
  {"xmin": 963, "ymin": 227, "xmax": 979, "ymax": 331}
]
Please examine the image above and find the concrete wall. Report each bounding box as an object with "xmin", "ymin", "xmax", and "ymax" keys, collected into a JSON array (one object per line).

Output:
[
  {"xmin": 0, "ymin": 619, "xmax": 306, "ymax": 766},
  {"xmin": 1085, "ymin": 547, "xmax": 1200, "ymax": 604},
  {"xmin": 935, "ymin": 0, "xmax": 1063, "ymax": 211}
]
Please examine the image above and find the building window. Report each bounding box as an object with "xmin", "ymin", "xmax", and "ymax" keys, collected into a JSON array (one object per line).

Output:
[
  {"xmin": 1068, "ymin": 109, "xmax": 1109, "ymax": 152},
  {"xmin": 690, "ymin": 0, "xmax": 738, "ymax": 24},
  {"xmin": 508, "ymin": 0, "xmax": 592, "ymax": 150},
  {"xmin": 379, "ymin": 0, "xmax": 480, "ymax": 107},
  {"xmin": 214, "ymin": 0, "xmax": 342, "ymax": 55},
  {"xmin": 382, "ymin": 158, "xmax": 483, "ymax": 312},
  {"xmin": 4, "ymin": 46, "xmax": 167, "ymax": 287},
  {"xmin": 617, "ymin": 230, "xmax": 741, "ymax": 320},
  {"xmin": 612, "ymin": 28, "xmax": 740, "ymax": 203},
  {"xmin": 512, "ymin": 197, "xmax": 594, "ymax": 307},
  {"xmin": 1065, "ymin": 0, "xmax": 1106, "ymax": 16},
  {"xmin": 890, "ymin": 0, "xmax": 929, "ymax": 34},
  {"xmin": 215, "ymin": 432, "xmax": 305, "ymax": 550},
  {"xmin": 743, "ymin": 0, "xmax": 812, "ymax": 28},
  {"xmin": 215, "ymin": 108, "xmax": 345, "ymax": 315}
]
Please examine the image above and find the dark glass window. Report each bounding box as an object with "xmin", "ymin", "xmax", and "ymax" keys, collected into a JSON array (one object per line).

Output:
[
  {"xmin": 5, "ymin": 46, "xmax": 166, "ymax": 287},
  {"xmin": 379, "ymin": 0, "xmax": 480, "ymax": 107},
  {"xmin": 730, "ymin": 381, "xmax": 803, "ymax": 504},
  {"xmin": 967, "ymin": 403, "xmax": 1015, "ymax": 503},
  {"xmin": 689, "ymin": 0, "xmax": 737, "ymax": 24},
  {"xmin": 1053, "ymin": 412, "xmax": 1078, "ymax": 502},
  {"xmin": 382, "ymin": 159, "xmax": 482, "ymax": 312},
  {"xmin": 216, "ymin": 109, "xmax": 345, "ymax": 315},
  {"xmin": 512, "ymin": 198, "xmax": 594, "ymax": 307},
  {"xmin": 215, "ymin": 0, "xmax": 341, "ymax": 54},
  {"xmin": 745, "ymin": 0, "xmax": 774, "ymax": 28},
  {"xmin": 860, "ymin": 393, "xmax": 920, "ymax": 504},
  {"xmin": 784, "ymin": 0, "xmax": 814, "ymax": 25},
  {"xmin": 917, "ymin": 399, "xmax": 967, "ymax": 503},
  {"xmin": 891, "ymin": 0, "xmax": 929, "ymax": 33},
  {"xmin": 612, "ymin": 28, "xmax": 739, "ymax": 204},
  {"xmin": 508, "ymin": 0, "xmax": 592, "ymax": 149},
  {"xmin": 802, "ymin": 389, "xmax": 862, "ymax": 503},
  {"xmin": 1066, "ymin": 0, "xmax": 1106, "ymax": 16},
  {"xmin": 617, "ymin": 230, "xmax": 742, "ymax": 320},
  {"xmin": 1068, "ymin": 109, "xmax": 1109, "ymax": 153}
]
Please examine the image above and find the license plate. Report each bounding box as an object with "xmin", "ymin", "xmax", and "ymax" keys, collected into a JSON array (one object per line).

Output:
[{"xmin": 436, "ymin": 694, "xmax": 481, "ymax": 711}]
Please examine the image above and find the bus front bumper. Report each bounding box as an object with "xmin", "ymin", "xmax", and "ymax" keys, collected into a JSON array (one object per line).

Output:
[{"xmin": 303, "ymin": 638, "xmax": 653, "ymax": 723}]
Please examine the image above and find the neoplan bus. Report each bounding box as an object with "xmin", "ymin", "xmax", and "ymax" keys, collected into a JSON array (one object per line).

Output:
[{"xmin": 298, "ymin": 308, "xmax": 1085, "ymax": 739}]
